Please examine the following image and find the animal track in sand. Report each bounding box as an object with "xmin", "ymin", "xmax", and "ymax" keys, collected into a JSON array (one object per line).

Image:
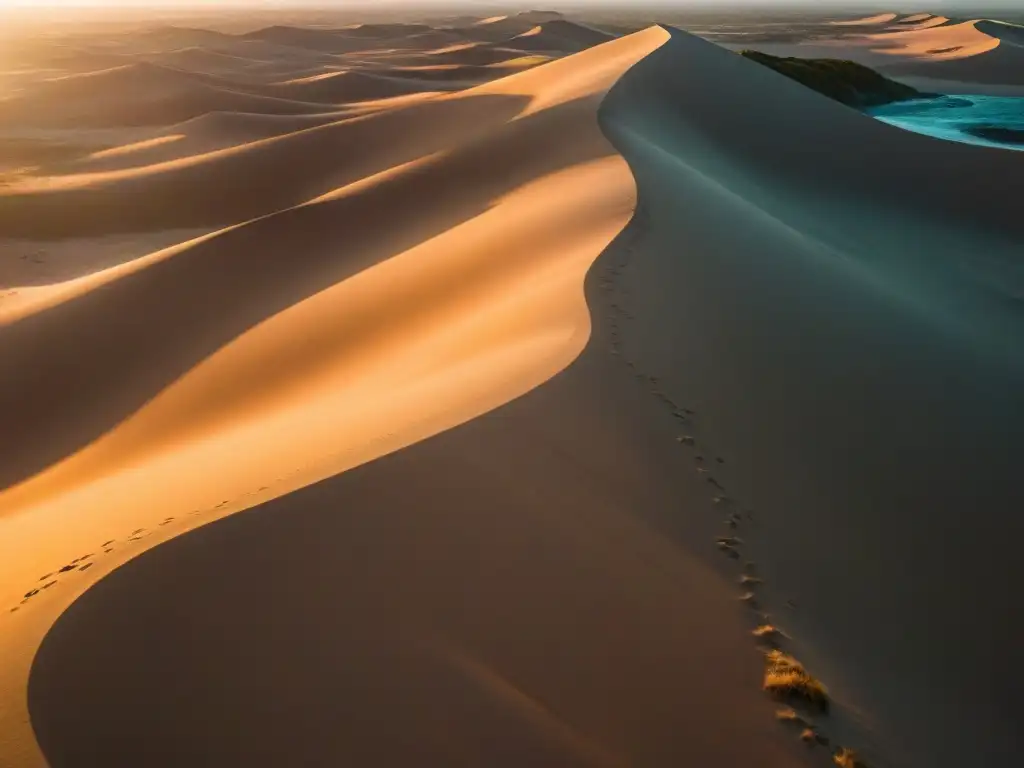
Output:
[
  {"xmin": 833, "ymin": 747, "xmax": 872, "ymax": 767},
  {"xmin": 599, "ymin": 213, "xmax": 876, "ymax": 766},
  {"xmin": 4, "ymin": 484, "xmax": 280, "ymax": 615}
]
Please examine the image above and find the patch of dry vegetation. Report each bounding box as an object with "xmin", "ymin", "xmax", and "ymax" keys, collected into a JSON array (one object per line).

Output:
[
  {"xmin": 775, "ymin": 707, "xmax": 809, "ymax": 726},
  {"xmin": 763, "ymin": 650, "xmax": 828, "ymax": 712},
  {"xmin": 834, "ymin": 747, "xmax": 870, "ymax": 767},
  {"xmin": 752, "ymin": 624, "xmax": 787, "ymax": 645}
]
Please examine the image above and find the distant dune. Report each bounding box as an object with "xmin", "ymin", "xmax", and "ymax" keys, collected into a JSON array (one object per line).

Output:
[
  {"xmin": 977, "ymin": 18, "xmax": 1024, "ymax": 48},
  {"xmin": 510, "ymin": 20, "xmax": 614, "ymax": 53},
  {"xmin": 875, "ymin": 19, "xmax": 1024, "ymax": 87},
  {"xmin": 865, "ymin": 18, "xmax": 1000, "ymax": 60},
  {"xmin": 829, "ymin": 12, "xmax": 899, "ymax": 26},
  {"xmin": 722, "ymin": 12, "xmax": 1024, "ymax": 92},
  {"xmin": 0, "ymin": 65, "xmax": 331, "ymax": 128}
]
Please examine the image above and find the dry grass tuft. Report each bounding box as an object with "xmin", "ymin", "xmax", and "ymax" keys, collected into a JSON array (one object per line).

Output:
[
  {"xmin": 775, "ymin": 707, "xmax": 808, "ymax": 726},
  {"xmin": 752, "ymin": 624, "xmax": 787, "ymax": 644},
  {"xmin": 834, "ymin": 747, "xmax": 869, "ymax": 767},
  {"xmin": 763, "ymin": 650, "xmax": 828, "ymax": 712},
  {"xmin": 717, "ymin": 541, "xmax": 741, "ymax": 559},
  {"xmin": 799, "ymin": 727, "xmax": 829, "ymax": 746}
]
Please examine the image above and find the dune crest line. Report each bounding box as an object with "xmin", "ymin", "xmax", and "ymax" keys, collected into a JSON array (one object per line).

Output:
[
  {"xmin": 1, "ymin": 27, "xmax": 672, "ymax": 768},
  {"xmin": 22, "ymin": 26, "xmax": 819, "ymax": 766}
]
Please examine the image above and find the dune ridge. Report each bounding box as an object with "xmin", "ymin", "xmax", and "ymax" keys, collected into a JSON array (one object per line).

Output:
[
  {"xmin": 2, "ymin": 25, "xmax": 717, "ymax": 768},
  {"xmin": 4, "ymin": 11, "xmax": 1024, "ymax": 768},
  {"xmin": 873, "ymin": 19, "xmax": 1024, "ymax": 87},
  {"xmin": 718, "ymin": 12, "xmax": 1024, "ymax": 94},
  {"xmin": 829, "ymin": 12, "xmax": 899, "ymax": 27},
  {"xmin": 598, "ymin": 25, "xmax": 1024, "ymax": 768}
]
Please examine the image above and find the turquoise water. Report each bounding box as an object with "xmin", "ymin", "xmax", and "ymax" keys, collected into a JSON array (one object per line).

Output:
[{"xmin": 869, "ymin": 95, "xmax": 1024, "ymax": 151}]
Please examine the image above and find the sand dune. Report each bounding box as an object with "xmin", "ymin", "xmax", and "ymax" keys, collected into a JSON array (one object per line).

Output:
[
  {"xmin": 874, "ymin": 19, "xmax": 1024, "ymax": 86},
  {"xmin": 829, "ymin": 12, "xmax": 899, "ymax": 26},
  {"xmin": 205, "ymin": 37, "xmax": 343, "ymax": 66},
  {"xmin": 978, "ymin": 18, "xmax": 1024, "ymax": 48},
  {"xmin": 340, "ymin": 22, "xmax": 434, "ymax": 38},
  {"xmin": 0, "ymin": 22, "xmax": 819, "ymax": 768},
  {"xmin": 241, "ymin": 25, "xmax": 369, "ymax": 54},
  {"xmin": 0, "ymin": 93, "xmax": 528, "ymax": 238},
  {"xmin": 740, "ymin": 14, "xmax": 1024, "ymax": 91},
  {"xmin": 422, "ymin": 42, "xmax": 541, "ymax": 66},
  {"xmin": 146, "ymin": 45, "xmax": 278, "ymax": 75},
  {"xmin": 58, "ymin": 111, "xmax": 353, "ymax": 174},
  {"xmin": 4, "ymin": 10, "xmax": 1024, "ymax": 768},
  {"xmin": 510, "ymin": 20, "xmax": 614, "ymax": 53},
  {"xmin": 896, "ymin": 13, "xmax": 933, "ymax": 24},
  {"xmin": 887, "ymin": 14, "xmax": 950, "ymax": 31},
  {"xmin": 0, "ymin": 61, "xmax": 332, "ymax": 128},
  {"xmin": 455, "ymin": 14, "xmax": 548, "ymax": 42},
  {"xmin": 128, "ymin": 25, "xmax": 238, "ymax": 52},
  {"xmin": 865, "ymin": 18, "xmax": 1001, "ymax": 60},
  {"xmin": 243, "ymin": 24, "xmax": 462, "ymax": 55},
  {"xmin": 267, "ymin": 68, "xmax": 439, "ymax": 101},
  {"xmin": 598, "ymin": 27, "xmax": 1024, "ymax": 768}
]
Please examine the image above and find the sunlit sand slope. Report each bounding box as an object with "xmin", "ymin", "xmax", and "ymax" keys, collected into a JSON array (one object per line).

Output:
[
  {"xmin": 0, "ymin": 24, "xmax": 803, "ymax": 768},
  {"xmin": 12, "ymin": 24, "xmax": 818, "ymax": 768}
]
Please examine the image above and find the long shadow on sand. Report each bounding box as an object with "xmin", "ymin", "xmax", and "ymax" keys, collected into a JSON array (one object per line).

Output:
[{"xmin": 596, "ymin": 26, "xmax": 1024, "ymax": 768}]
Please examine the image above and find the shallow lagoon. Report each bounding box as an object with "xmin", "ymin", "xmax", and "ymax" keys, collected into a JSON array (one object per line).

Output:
[{"xmin": 870, "ymin": 94, "xmax": 1024, "ymax": 151}]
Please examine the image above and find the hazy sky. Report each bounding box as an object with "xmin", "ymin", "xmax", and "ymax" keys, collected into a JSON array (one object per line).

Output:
[
  {"xmin": 1, "ymin": 0, "xmax": 1020, "ymax": 10},
  {"xmin": 0, "ymin": 0, "xmax": 1019, "ymax": 5}
]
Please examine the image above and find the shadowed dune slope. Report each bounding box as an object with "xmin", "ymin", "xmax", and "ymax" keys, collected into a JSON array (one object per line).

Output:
[
  {"xmin": 0, "ymin": 90, "xmax": 533, "ymax": 487},
  {"xmin": 0, "ymin": 62, "xmax": 333, "ymax": 128},
  {"xmin": 17, "ymin": 26, "xmax": 815, "ymax": 768},
  {"xmin": 851, "ymin": 18, "xmax": 1024, "ymax": 86},
  {"xmin": 598, "ymin": 26, "xmax": 1024, "ymax": 768},
  {"xmin": 125, "ymin": 25, "xmax": 238, "ymax": 52},
  {"xmin": 266, "ymin": 69, "xmax": 439, "ymax": 102},
  {"xmin": 145, "ymin": 46, "xmax": 277, "ymax": 75},
  {"xmin": 65, "ymin": 111, "xmax": 354, "ymax": 173},
  {"xmin": 829, "ymin": 12, "xmax": 899, "ymax": 27},
  {"xmin": 863, "ymin": 19, "xmax": 1024, "ymax": 85},
  {"xmin": 979, "ymin": 19, "xmax": 1024, "ymax": 47},
  {"xmin": 241, "ymin": 25, "xmax": 381, "ymax": 54},
  {"xmin": 510, "ymin": 21, "xmax": 615, "ymax": 54}
]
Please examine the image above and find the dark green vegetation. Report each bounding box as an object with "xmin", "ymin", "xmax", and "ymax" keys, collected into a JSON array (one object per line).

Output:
[
  {"xmin": 740, "ymin": 50, "xmax": 928, "ymax": 108},
  {"xmin": 965, "ymin": 125, "xmax": 1024, "ymax": 145}
]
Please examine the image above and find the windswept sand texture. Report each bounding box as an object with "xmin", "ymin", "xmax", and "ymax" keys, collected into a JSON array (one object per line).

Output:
[{"xmin": 3, "ymin": 7, "xmax": 1024, "ymax": 768}]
